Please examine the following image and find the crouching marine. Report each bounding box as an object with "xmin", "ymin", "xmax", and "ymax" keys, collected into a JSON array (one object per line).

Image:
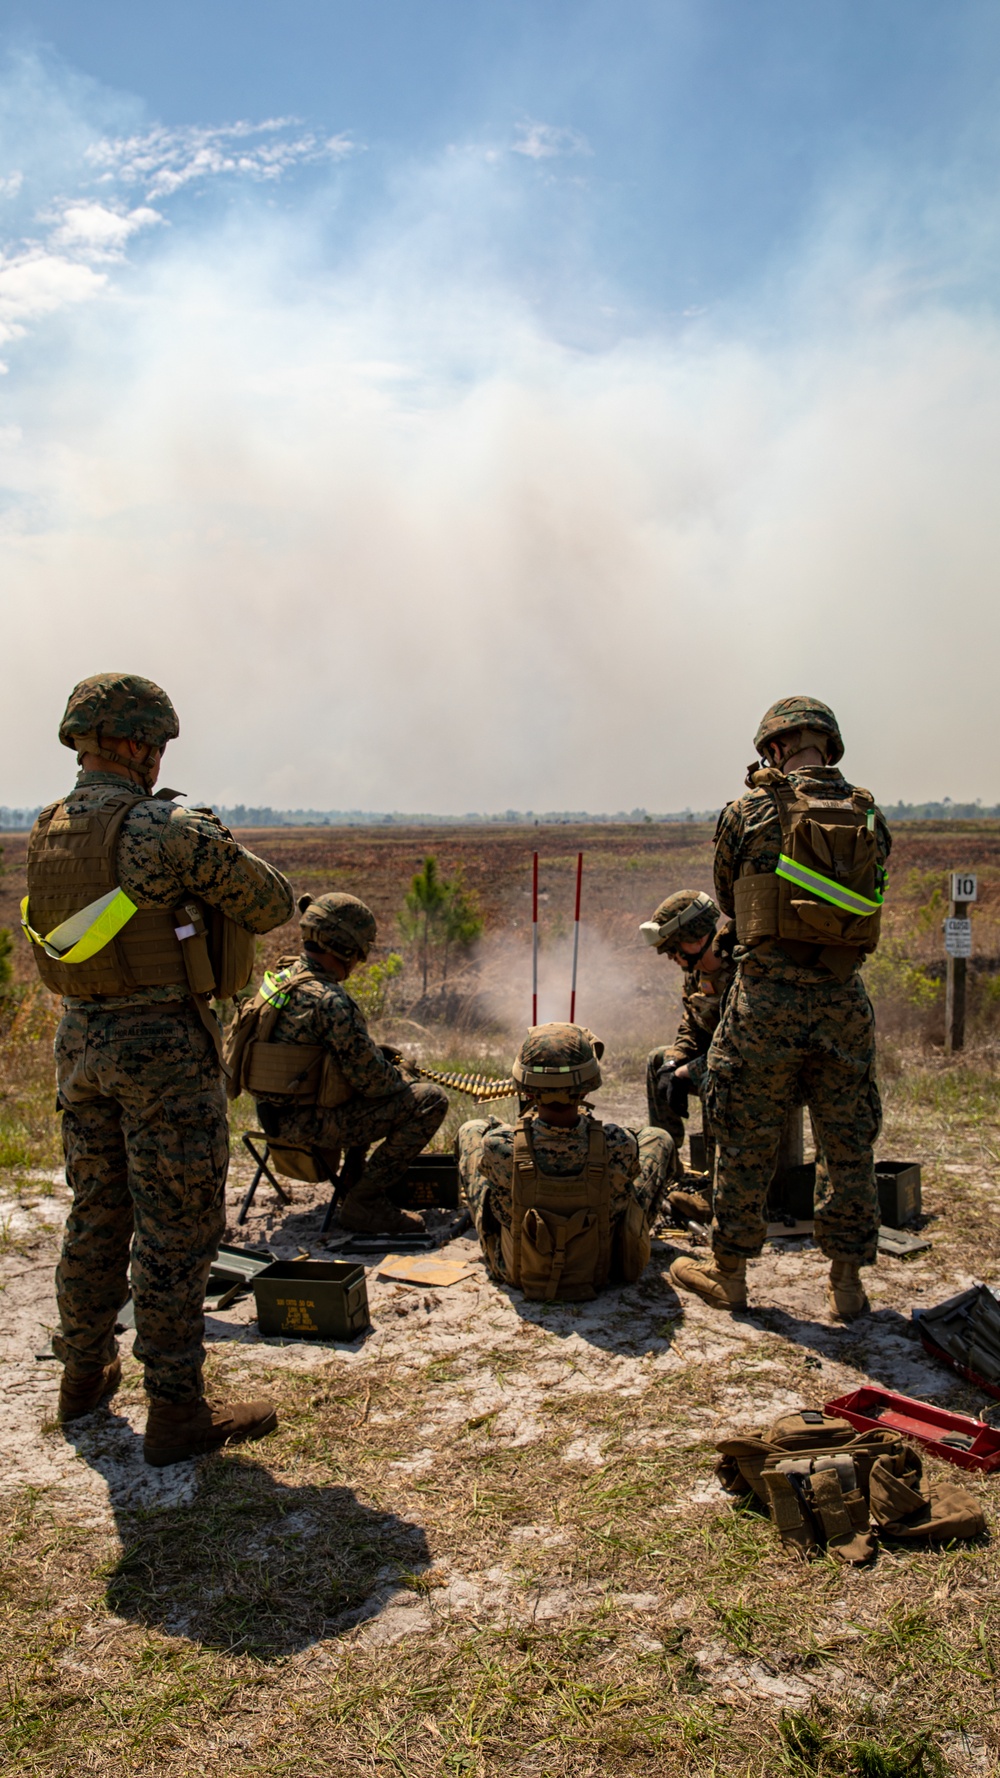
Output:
[{"xmin": 226, "ymin": 892, "xmax": 448, "ymax": 1236}]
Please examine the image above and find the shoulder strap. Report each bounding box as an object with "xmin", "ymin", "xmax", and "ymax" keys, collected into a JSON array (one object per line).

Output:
[
  {"xmin": 585, "ymin": 1120, "xmax": 613, "ymax": 1288},
  {"xmin": 509, "ymin": 1118, "xmax": 537, "ymax": 1287}
]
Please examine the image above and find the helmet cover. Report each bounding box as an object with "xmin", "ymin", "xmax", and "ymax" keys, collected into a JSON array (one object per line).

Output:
[
  {"xmin": 640, "ymin": 889, "xmax": 719, "ymax": 953},
  {"xmin": 298, "ymin": 892, "xmax": 377, "ymax": 963},
  {"xmin": 59, "ymin": 673, "xmax": 180, "ymax": 752},
  {"xmin": 753, "ymin": 696, "xmax": 843, "ymax": 766},
  {"xmin": 511, "ymin": 1022, "xmax": 603, "ymax": 1102}
]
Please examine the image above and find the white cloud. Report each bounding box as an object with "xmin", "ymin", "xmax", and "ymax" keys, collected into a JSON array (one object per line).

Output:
[
  {"xmin": 0, "ymin": 248, "xmax": 106, "ymax": 331},
  {"xmin": 511, "ymin": 120, "xmax": 589, "ymax": 161},
  {"xmin": 0, "ymin": 171, "xmax": 24, "ymax": 200},
  {"xmin": 85, "ymin": 119, "xmax": 356, "ymax": 199},
  {"xmin": 50, "ymin": 201, "xmax": 162, "ymax": 253}
]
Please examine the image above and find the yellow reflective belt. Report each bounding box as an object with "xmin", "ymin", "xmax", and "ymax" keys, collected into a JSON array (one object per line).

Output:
[
  {"xmin": 775, "ymin": 855, "xmax": 884, "ymax": 916},
  {"xmin": 21, "ymin": 887, "xmax": 138, "ymax": 963},
  {"xmin": 260, "ymin": 969, "xmax": 292, "ymax": 1008}
]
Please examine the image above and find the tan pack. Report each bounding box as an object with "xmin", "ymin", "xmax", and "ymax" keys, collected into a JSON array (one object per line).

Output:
[
  {"xmin": 734, "ymin": 770, "xmax": 884, "ymax": 957},
  {"xmin": 223, "ymin": 957, "xmax": 352, "ymax": 1110},
  {"xmin": 499, "ymin": 1117, "xmax": 654, "ymax": 1301},
  {"xmin": 716, "ymin": 1407, "xmax": 985, "ymax": 1564},
  {"xmin": 25, "ymin": 794, "xmax": 255, "ymax": 1000}
]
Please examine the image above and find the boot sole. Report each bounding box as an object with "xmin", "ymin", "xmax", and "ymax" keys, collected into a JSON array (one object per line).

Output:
[{"xmin": 143, "ymin": 1410, "xmax": 279, "ymax": 1468}]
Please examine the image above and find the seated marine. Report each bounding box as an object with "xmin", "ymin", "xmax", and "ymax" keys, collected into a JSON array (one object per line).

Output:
[
  {"xmin": 228, "ymin": 892, "xmax": 448, "ymax": 1236},
  {"xmin": 640, "ymin": 889, "xmax": 736, "ymax": 1223},
  {"xmin": 457, "ymin": 1023, "xmax": 679, "ymax": 1300}
]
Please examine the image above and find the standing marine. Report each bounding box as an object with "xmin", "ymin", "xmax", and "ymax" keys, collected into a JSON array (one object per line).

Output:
[
  {"xmin": 228, "ymin": 892, "xmax": 448, "ymax": 1236},
  {"xmin": 457, "ymin": 1023, "xmax": 678, "ymax": 1299},
  {"xmin": 668, "ymin": 697, "xmax": 890, "ymax": 1321},
  {"xmin": 22, "ymin": 674, "xmax": 295, "ymax": 1464},
  {"xmin": 641, "ymin": 889, "xmax": 736, "ymax": 1219}
]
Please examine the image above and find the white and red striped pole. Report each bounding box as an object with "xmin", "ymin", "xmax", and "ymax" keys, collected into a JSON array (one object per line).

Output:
[
  {"xmin": 569, "ymin": 851, "xmax": 583, "ymax": 1023},
  {"xmin": 531, "ymin": 851, "xmax": 539, "ymax": 1025}
]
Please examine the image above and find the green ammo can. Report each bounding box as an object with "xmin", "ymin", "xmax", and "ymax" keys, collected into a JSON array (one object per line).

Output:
[{"xmin": 253, "ymin": 1258, "xmax": 370, "ymax": 1341}]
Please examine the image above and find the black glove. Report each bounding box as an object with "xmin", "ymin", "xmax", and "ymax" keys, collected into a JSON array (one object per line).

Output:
[{"xmin": 656, "ymin": 1062, "xmax": 690, "ymax": 1119}]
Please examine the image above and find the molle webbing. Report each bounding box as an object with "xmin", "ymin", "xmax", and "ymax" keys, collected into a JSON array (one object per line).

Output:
[
  {"xmin": 734, "ymin": 777, "xmax": 884, "ymax": 954},
  {"xmin": 24, "ymin": 796, "xmax": 189, "ymax": 996},
  {"xmin": 504, "ymin": 1118, "xmax": 612, "ymax": 1301}
]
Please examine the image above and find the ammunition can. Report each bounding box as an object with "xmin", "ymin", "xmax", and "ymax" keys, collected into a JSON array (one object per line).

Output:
[{"xmin": 253, "ymin": 1259, "xmax": 370, "ymax": 1341}]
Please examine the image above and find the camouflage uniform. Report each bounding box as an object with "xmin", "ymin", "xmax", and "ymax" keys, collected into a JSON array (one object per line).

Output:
[
  {"xmin": 706, "ymin": 764, "xmax": 892, "ymax": 1265},
  {"xmin": 458, "ymin": 1111, "xmax": 676, "ymax": 1283},
  {"xmin": 50, "ymin": 772, "xmax": 293, "ymax": 1401},
  {"xmin": 645, "ymin": 929, "xmax": 737, "ymax": 1160},
  {"xmin": 254, "ymin": 955, "xmax": 448, "ymax": 1192}
]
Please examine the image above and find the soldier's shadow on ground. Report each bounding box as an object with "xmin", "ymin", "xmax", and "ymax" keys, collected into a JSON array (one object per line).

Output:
[
  {"xmin": 504, "ymin": 1259, "xmax": 688, "ymax": 1358},
  {"xmin": 62, "ymin": 1418, "xmax": 430, "ymax": 1657}
]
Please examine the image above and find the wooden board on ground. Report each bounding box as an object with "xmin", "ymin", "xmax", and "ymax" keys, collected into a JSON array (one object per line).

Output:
[{"xmin": 376, "ymin": 1252, "xmax": 479, "ymax": 1287}]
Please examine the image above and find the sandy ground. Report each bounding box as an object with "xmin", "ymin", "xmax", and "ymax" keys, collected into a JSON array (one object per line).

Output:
[{"xmin": 2, "ymin": 1077, "xmax": 992, "ymax": 1704}]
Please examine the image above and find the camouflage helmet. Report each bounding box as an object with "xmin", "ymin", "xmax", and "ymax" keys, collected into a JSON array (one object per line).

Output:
[
  {"xmin": 753, "ymin": 697, "xmax": 843, "ymax": 766},
  {"xmin": 298, "ymin": 892, "xmax": 377, "ymax": 964},
  {"xmin": 640, "ymin": 889, "xmax": 719, "ymax": 955},
  {"xmin": 511, "ymin": 1023, "xmax": 603, "ymax": 1103},
  {"xmin": 59, "ymin": 673, "xmax": 180, "ymax": 752}
]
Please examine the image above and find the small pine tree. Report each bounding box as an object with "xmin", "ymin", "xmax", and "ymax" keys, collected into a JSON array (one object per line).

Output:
[
  {"xmin": 400, "ymin": 856, "xmax": 448, "ymax": 994},
  {"xmin": 440, "ymin": 870, "xmax": 484, "ymax": 982}
]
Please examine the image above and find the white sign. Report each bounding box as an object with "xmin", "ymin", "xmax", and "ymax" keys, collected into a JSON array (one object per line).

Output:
[
  {"xmin": 950, "ymin": 873, "xmax": 978, "ymax": 903},
  {"xmin": 944, "ymin": 917, "xmax": 973, "ymax": 958}
]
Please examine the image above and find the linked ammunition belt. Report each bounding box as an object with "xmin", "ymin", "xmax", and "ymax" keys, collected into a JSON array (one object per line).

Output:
[{"xmin": 412, "ymin": 1064, "xmax": 517, "ymax": 1102}]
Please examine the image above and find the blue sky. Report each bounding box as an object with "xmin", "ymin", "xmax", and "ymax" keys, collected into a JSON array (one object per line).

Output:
[{"xmin": 2, "ymin": 4, "xmax": 1000, "ymax": 809}]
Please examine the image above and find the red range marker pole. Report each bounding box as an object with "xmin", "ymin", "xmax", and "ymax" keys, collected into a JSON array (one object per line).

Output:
[
  {"xmin": 569, "ymin": 851, "xmax": 583, "ymax": 1023},
  {"xmin": 532, "ymin": 851, "xmax": 539, "ymax": 1026}
]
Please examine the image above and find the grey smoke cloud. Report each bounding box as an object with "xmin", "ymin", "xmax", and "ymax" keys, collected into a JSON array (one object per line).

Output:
[{"xmin": 2, "ymin": 59, "xmax": 999, "ymax": 813}]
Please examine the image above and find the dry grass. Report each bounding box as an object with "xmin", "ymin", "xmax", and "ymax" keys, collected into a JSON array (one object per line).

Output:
[{"xmin": 3, "ymin": 823, "xmax": 1000, "ymax": 1774}]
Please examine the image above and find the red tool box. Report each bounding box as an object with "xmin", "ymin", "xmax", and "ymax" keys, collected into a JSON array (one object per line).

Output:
[{"xmin": 825, "ymin": 1386, "xmax": 1000, "ymax": 1473}]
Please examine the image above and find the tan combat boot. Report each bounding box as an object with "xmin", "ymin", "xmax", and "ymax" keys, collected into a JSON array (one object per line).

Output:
[
  {"xmin": 827, "ymin": 1260, "xmax": 869, "ymax": 1321},
  {"xmin": 668, "ymin": 1251, "xmax": 748, "ymax": 1310},
  {"xmin": 667, "ymin": 1183, "xmax": 713, "ymax": 1224},
  {"xmin": 144, "ymin": 1395, "xmax": 278, "ymax": 1467},
  {"xmin": 338, "ymin": 1187, "xmax": 426, "ymax": 1237},
  {"xmin": 58, "ymin": 1356, "xmax": 122, "ymax": 1423}
]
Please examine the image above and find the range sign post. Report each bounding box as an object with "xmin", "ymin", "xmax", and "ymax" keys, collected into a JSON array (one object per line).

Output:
[{"xmin": 945, "ymin": 873, "xmax": 977, "ymax": 1054}]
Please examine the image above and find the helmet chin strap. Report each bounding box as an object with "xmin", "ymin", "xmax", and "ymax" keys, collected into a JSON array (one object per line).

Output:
[{"xmin": 72, "ymin": 731, "xmax": 159, "ymax": 790}]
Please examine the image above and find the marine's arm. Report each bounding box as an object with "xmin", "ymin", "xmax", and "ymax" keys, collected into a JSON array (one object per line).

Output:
[
  {"xmin": 308, "ymin": 984, "xmax": 409, "ymax": 1097},
  {"xmin": 119, "ymin": 804, "xmax": 294, "ymax": 932},
  {"xmin": 712, "ymin": 801, "xmax": 742, "ymax": 918},
  {"xmin": 604, "ymin": 1123, "xmax": 640, "ymax": 1219},
  {"xmin": 669, "ymin": 977, "xmax": 708, "ymax": 1067}
]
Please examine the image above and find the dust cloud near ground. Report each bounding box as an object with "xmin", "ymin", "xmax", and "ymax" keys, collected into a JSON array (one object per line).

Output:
[{"xmin": 2, "ymin": 821, "xmax": 1000, "ymax": 1774}]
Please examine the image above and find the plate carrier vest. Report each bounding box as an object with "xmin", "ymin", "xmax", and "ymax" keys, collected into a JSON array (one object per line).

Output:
[
  {"xmin": 733, "ymin": 771, "xmax": 886, "ymax": 955},
  {"xmin": 223, "ymin": 957, "xmax": 354, "ymax": 1108},
  {"xmin": 500, "ymin": 1117, "xmax": 614, "ymax": 1302},
  {"xmin": 24, "ymin": 793, "xmax": 255, "ymax": 1000}
]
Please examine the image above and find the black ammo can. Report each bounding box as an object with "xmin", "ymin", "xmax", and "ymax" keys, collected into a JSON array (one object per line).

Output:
[{"xmin": 253, "ymin": 1259, "xmax": 370, "ymax": 1340}]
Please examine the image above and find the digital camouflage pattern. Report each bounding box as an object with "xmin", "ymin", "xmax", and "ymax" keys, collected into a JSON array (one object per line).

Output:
[
  {"xmin": 50, "ymin": 769, "xmax": 293, "ymax": 1400},
  {"xmin": 645, "ymin": 889, "xmax": 720, "ymax": 952},
  {"xmin": 54, "ymin": 1003, "xmax": 228, "ymax": 1402},
  {"xmin": 646, "ymin": 931, "xmax": 737, "ymax": 1153},
  {"xmin": 707, "ymin": 759, "xmax": 889, "ymax": 1265},
  {"xmin": 705, "ymin": 969, "xmax": 882, "ymax": 1263},
  {"xmin": 298, "ymin": 892, "xmax": 377, "ymax": 962},
  {"xmin": 511, "ymin": 1022, "xmax": 603, "ymax": 1100},
  {"xmin": 57, "ymin": 774, "xmax": 295, "ymax": 1009},
  {"xmin": 713, "ymin": 765, "xmax": 892, "ymax": 986},
  {"xmin": 457, "ymin": 1111, "xmax": 678, "ymax": 1281},
  {"xmin": 256, "ymin": 954, "xmax": 447, "ymax": 1195},
  {"xmin": 753, "ymin": 696, "xmax": 844, "ymax": 765},
  {"xmin": 59, "ymin": 673, "xmax": 180, "ymax": 750}
]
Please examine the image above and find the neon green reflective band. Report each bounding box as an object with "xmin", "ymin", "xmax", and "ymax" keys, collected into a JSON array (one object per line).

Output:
[
  {"xmin": 775, "ymin": 856, "xmax": 884, "ymax": 915},
  {"xmin": 260, "ymin": 969, "xmax": 291, "ymax": 1008},
  {"xmin": 21, "ymin": 887, "xmax": 138, "ymax": 963}
]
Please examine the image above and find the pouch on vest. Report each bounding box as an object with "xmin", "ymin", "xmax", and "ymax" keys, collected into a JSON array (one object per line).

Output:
[
  {"xmin": 500, "ymin": 1119, "xmax": 612, "ymax": 1301},
  {"xmin": 734, "ymin": 773, "xmax": 885, "ymax": 954},
  {"xmin": 222, "ymin": 958, "xmax": 354, "ymax": 1109},
  {"xmin": 615, "ymin": 1194, "xmax": 652, "ymax": 1284}
]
